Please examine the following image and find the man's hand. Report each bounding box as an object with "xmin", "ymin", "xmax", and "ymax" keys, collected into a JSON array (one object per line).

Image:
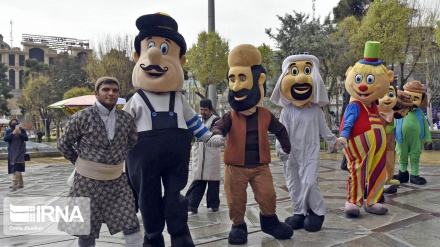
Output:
[
  {"xmin": 12, "ymin": 129, "xmax": 21, "ymax": 135},
  {"xmin": 206, "ymin": 135, "xmax": 224, "ymax": 148},
  {"xmin": 336, "ymin": 137, "xmax": 348, "ymax": 150}
]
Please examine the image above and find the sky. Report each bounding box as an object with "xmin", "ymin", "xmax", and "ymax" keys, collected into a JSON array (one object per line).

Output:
[{"xmin": 0, "ymin": 0, "xmax": 342, "ymax": 51}]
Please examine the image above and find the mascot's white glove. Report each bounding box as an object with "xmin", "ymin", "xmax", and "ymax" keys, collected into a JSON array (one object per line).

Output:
[
  {"xmin": 336, "ymin": 137, "xmax": 348, "ymax": 150},
  {"xmin": 276, "ymin": 142, "xmax": 289, "ymax": 161},
  {"xmin": 206, "ymin": 134, "xmax": 224, "ymax": 148}
]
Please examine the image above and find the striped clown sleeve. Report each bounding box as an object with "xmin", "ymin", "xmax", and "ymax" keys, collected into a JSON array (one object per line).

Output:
[
  {"xmin": 186, "ymin": 114, "xmax": 212, "ymax": 142},
  {"xmin": 182, "ymin": 95, "xmax": 212, "ymax": 142}
]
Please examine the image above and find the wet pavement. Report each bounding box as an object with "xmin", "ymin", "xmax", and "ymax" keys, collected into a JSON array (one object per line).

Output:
[{"xmin": 1, "ymin": 151, "xmax": 440, "ymax": 247}]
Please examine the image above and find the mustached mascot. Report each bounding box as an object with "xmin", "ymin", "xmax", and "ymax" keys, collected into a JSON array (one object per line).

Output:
[
  {"xmin": 212, "ymin": 44, "xmax": 293, "ymax": 245},
  {"xmin": 123, "ymin": 12, "xmax": 222, "ymax": 247},
  {"xmin": 270, "ymin": 54, "xmax": 340, "ymax": 232},
  {"xmin": 339, "ymin": 41, "xmax": 394, "ymax": 217}
]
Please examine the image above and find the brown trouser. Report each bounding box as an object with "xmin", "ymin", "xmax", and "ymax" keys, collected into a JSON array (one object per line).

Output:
[
  {"xmin": 12, "ymin": 171, "xmax": 23, "ymax": 186},
  {"xmin": 385, "ymin": 150, "xmax": 395, "ymax": 184},
  {"xmin": 224, "ymin": 164, "xmax": 276, "ymax": 225}
]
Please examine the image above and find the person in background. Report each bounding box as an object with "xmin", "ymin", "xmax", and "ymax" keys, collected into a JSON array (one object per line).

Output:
[
  {"xmin": 186, "ymin": 98, "xmax": 222, "ymax": 214},
  {"xmin": 4, "ymin": 118, "xmax": 28, "ymax": 190}
]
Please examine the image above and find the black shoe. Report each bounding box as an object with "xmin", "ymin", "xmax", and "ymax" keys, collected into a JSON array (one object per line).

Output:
[
  {"xmin": 188, "ymin": 206, "xmax": 198, "ymax": 214},
  {"xmin": 303, "ymin": 210, "xmax": 325, "ymax": 232},
  {"xmin": 383, "ymin": 184, "xmax": 398, "ymax": 194},
  {"xmin": 211, "ymin": 207, "xmax": 219, "ymax": 212},
  {"xmin": 144, "ymin": 234, "xmax": 165, "ymax": 247},
  {"xmin": 284, "ymin": 214, "xmax": 306, "ymax": 230},
  {"xmin": 260, "ymin": 213, "xmax": 293, "ymax": 239},
  {"xmin": 392, "ymin": 170, "xmax": 409, "ymax": 183},
  {"xmin": 410, "ymin": 175, "xmax": 427, "ymax": 185},
  {"xmin": 170, "ymin": 226, "xmax": 195, "ymax": 247},
  {"xmin": 228, "ymin": 223, "xmax": 248, "ymax": 245}
]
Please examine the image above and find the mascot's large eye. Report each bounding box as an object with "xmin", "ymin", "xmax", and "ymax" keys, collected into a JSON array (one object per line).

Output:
[
  {"xmin": 291, "ymin": 66, "xmax": 299, "ymax": 75},
  {"xmin": 366, "ymin": 75, "xmax": 375, "ymax": 85},
  {"xmin": 304, "ymin": 66, "xmax": 312, "ymax": 75},
  {"xmin": 160, "ymin": 43, "xmax": 169, "ymax": 55},
  {"xmin": 388, "ymin": 91, "xmax": 395, "ymax": 98},
  {"xmin": 240, "ymin": 76, "xmax": 246, "ymax": 82},
  {"xmin": 148, "ymin": 42, "xmax": 155, "ymax": 49},
  {"xmin": 355, "ymin": 74, "xmax": 363, "ymax": 84}
]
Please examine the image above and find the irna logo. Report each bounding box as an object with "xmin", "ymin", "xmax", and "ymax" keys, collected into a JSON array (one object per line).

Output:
[{"xmin": 9, "ymin": 204, "xmax": 84, "ymax": 223}]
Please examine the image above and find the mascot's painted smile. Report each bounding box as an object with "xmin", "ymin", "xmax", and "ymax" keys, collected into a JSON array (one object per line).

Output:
[
  {"xmin": 290, "ymin": 83, "xmax": 313, "ymax": 100},
  {"xmin": 231, "ymin": 89, "xmax": 251, "ymax": 101}
]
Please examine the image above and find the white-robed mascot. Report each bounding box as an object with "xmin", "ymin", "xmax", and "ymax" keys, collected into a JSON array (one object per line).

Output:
[{"xmin": 270, "ymin": 54, "xmax": 341, "ymax": 232}]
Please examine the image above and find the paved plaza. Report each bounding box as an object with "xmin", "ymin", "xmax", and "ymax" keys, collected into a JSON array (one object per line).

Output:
[{"xmin": 1, "ymin": 152, "xmax": 440, "ymax": 247}]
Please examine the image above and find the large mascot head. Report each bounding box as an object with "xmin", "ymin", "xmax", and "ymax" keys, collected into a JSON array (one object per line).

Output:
[
  {"xmin": 271, "ymin": 54, "xmax": 329, "ymax": 107},
  {"xmin": 345, "ymin": 41, "xmax": 394, "ymax": 106},
  {"xmin": 133, "ymin": 12, "xmax": 187, "ymax": 92},
  {"xmin": 403, "ymin": 80, "xmax": 427, "ymax": 109},
  {"xmin": 227, "ymin": 44, "xmax": 267, "ymax": 112},
  {"xmin": 393, "ymin": 90, "xmax": 413, "ymax": 119},
  {"xmin": 378, "ymin": 83, "xmax": 398, "ymax": 113}
]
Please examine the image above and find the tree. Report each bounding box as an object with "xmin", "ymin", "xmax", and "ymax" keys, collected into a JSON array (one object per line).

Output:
[
  {"xmin": 352, "ymin": 0, "xmax": 411, "ymax": 68},
  {"xmin": 87, "ymin": 34, "xmax": 136, "ymax": 97},
  {"xmin": 333, "ymin": 0, "xmax": 372, "ymax": 23},
  {"xmin": 185, "ymin": 31, "xmax": 229, "ymax": 99},
  {"xmin": 51, "ymin": 52, "xmax": 90, "ymax": 100},
  {"xmin": 63, "ymin": 86, "xmax": 94, "ymax": 100},
  {"xmin": 257, "ymin": 44, "xmax": 282, "ymax": 114},
  {"xmin": 22, "ymin": 59, "xmax": 50, "ymax": 85},
  {"xmin": 0, "ymin": 62, "xmax": 13, "ymax": 116},
  {"xmin": 20, "ymin": 75, "xmax": 55, "ymax": 141}
]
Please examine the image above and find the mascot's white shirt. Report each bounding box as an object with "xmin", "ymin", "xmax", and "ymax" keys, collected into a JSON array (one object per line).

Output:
[{"xmin": 123, "ymin": 90, "xmax": 210, "ymax": 141}]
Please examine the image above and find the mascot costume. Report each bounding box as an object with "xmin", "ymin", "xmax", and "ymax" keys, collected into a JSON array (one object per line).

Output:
[
  {"xmin": 212, "ymin": 44, "xmax": 293, "ymax": 245},
  {"xmin": 270, "ymin": 54, "xmax": 340, "ymax": 232},
  {"xmin": 377, "ymin": 85, "xmax": 414, "ymax": 194},
  {"xmin": 393, "ymin": 80, "xmax": 431, "ymax": 185},
  {"xmin": 339, "ymin": 41, "xmax": 394, "ymax": 217},
  {"xmin": 123, "ymin": 12, "xmax": 222, "ymax": 247}
]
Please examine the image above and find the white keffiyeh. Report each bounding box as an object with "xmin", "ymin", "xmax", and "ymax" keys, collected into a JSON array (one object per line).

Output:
[{"xmin": 270, "ymin": 54, "xmax": 329, "ymax": 107}]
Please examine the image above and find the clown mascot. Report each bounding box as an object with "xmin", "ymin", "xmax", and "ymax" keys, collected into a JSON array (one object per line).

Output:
[
  {"xmin": 123, "ymin": 13, "xmax": 222, "ymax": 247},
  {"xmin": 393, "ymin": 80, "xmax": 431, "ymax": 185},
  {"xmin": 339, "ymin": 41, "xmax": 394, "ymax": 217},
  {"xmin": 270, "ymin": 53, "xmax": 340, "ymax": 232},
  {"xmin": 212, "ymin": 44, "xmax": 293, "ymax": 245}
]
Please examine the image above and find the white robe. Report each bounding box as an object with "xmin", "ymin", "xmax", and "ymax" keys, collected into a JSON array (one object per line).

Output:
[{"xmin": 276, "ymin": 104, "xmax": 336, "ymax": 216}]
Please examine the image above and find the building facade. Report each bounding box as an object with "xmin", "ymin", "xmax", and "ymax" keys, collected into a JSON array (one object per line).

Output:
[{"xmin": 0, "ymin": 33, "xmax": 92, "ymax": 115}]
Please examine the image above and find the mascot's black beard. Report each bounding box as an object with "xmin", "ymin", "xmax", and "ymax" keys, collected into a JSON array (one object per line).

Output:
[{"xmin": 228, "ymin": 85, "xmax": 261, "ymax": 112}]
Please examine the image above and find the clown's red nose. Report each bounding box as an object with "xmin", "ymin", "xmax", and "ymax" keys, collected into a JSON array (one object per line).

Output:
[{"xmin": 358, "ymin": 85, "xmax": 368, "ymax": 92}]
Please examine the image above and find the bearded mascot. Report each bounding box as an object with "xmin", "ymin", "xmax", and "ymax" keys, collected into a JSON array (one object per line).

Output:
[{"xmin": 212, "ymin": 44, "xmax": 293, "ymax": 245}]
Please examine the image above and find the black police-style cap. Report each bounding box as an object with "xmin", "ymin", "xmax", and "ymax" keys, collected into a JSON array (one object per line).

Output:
[{"xmin": 135, "ymin": 12, "xmax": 187, "ymax": 56}]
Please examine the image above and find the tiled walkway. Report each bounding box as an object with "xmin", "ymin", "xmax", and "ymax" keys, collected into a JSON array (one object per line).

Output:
[{"xmin": 1, "ymin": 153, "xmax": 439, "ymax": 246}]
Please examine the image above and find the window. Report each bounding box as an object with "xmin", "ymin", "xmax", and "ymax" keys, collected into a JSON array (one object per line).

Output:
[
  {"xmin": 9, "ymin": 54, "xmax": 15, "ymax": 66},
  {"xmin": 19, "ymin": 70, "xmax": 24, "ymax": 89},
  {"xmin": 19, "ymin": 55, "xmax": 25, "ymax": 66},
  {"xmin": 29, "ymin": 48, "xmax": 44, "ymax": 62},
  {"xmin": 9, "ymin": 69, "xmax": 15, "ymax": 89}
]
